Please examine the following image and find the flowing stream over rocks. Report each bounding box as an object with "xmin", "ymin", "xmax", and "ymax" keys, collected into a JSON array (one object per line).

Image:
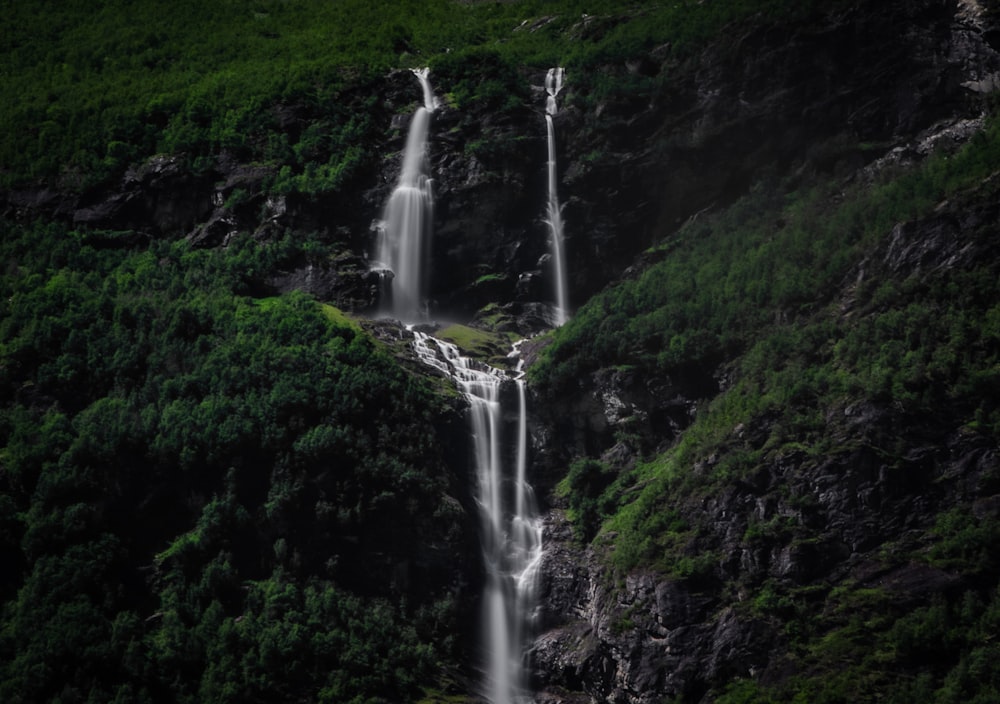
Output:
[
  {"xmin": 412, "ymin": 331, "xmax": 543, "ymax": 703},
  {"xmin": 374, "ymin": 66, "xmax": 580, "ymax": 701}
]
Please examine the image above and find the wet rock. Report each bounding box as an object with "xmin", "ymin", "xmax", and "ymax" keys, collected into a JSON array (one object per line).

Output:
[{"xmin": 188, "ymin": 211, "xmax": 239, "ymax": 248}]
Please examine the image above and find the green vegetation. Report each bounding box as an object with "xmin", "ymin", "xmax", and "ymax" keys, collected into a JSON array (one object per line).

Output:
[
  {"xmin": 544, "ymin": 120, "xmax": 1000, "ymax": 569},
  {"xmin": 717, "ymin": 582, "xmax": 1000, "ymax": 703},
  {"xmin": 533, "ymin": 115, "xmax": 1000, "ymax": 456},
  {"xmin": 557, "ymin": 457, "xmax": 617, "ymax": 542},
  {"xmin": 0, "ymin": 221, "xmax": 462, "ymax": 702},
  {"xmin": 1, "ymin": 0, "xmax": 851, "ymax": 192},
  {"xmin": 3, "ymin": 0, "xmax": 998, "ymax": 701},
  {"xmin": 534, "ymin": 112, "xmax": 1000, "ymax": 699},
  {"xmin": 532, "ymin": 117, "xmax": 1000, "ymax": 401}
]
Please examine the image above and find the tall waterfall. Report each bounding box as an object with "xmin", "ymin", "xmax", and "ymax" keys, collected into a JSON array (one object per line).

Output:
[
  {"xmin": 412, "ymin": 332, "xmax": 543, "ymax": 704},
  {"xmin": 374, "ymin": 68, "xmax": 436, "ymax": 321},
  {"xmin": 544, "ymin": 68, "xmax": 569, "ymax": 327}
]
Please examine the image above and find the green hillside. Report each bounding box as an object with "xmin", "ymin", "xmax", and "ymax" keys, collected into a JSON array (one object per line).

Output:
[
  {"xmin": 0, "ymin": 221, "xmax": 470, "ymax": 703},
  {"xmin": 1, "ymin": 0, "xmax": 844, "ymax": 190},
  {"xmin": 533, "ymin": 115, "xmax": 1000, "ymax": 701},
  {"xmin": 3, "ymin": 0, "xmax": 1000, "ymax": 702}
]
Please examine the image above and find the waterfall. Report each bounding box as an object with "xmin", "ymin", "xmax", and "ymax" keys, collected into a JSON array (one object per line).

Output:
[
  {"xmin": 544, "ymin": 68, "xmax": 569, "ymax": 327},
  {"xmin": 510, "ymin": 377, "xmax": 543, "ymax": 697},
  {"xmin": 374, "ymin": 68, "xmax": 436, "ymax": 321},
  {"xmin": 412, "ymin": 332, "xmax": 543, "ymax": 704},
  {"xmin": 544, "ymin": 67, "xmax": 563, "ymax": 117}
]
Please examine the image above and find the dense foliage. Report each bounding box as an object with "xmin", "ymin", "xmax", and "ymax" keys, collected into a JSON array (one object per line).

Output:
[
  {"xmin": 4, "ymin": 0, "xmax": 999, "ymax": 702},
  {"xmin": 0, "ymin": 0, "xmax": 851, "ymax": 192},
  {"xmin": 0, "ymin": 1, "xmax": 867, "ymax": 700},
  {"xmin": 534, "ymin": 111, "xmax": 1000, "ymax": 701},
  {"xmin": 0, "ymin": 222, "xmax": 464, "ymax": 703}
]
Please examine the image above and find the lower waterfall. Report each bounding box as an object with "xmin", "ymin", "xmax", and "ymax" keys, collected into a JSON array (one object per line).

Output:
[{"xmin": 412, "ymin": 331, "xmax": 543, "ymax": 704}]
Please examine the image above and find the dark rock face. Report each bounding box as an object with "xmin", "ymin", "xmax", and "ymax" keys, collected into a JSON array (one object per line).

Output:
[
  {"xmin": 529, "ymin": 404, "xmax": 1000, "ymax": 702},
  {"xmin": 524, "ymin": 3, "xmax": 1000, "ymax": 701},
  {"xmin": 5, "ymin": 1, "xmax": 996, "ymax": 330},
  {"xmin": 77, "ymin": 155, "xmax": 217, "ymax": 235},
  {"xmin": 426, "ymin": 100, "xmax": 545, "ymax": 317},
  {"xmin": 266, "ymin": 254, "xmax": 381, "ymax": 311}
]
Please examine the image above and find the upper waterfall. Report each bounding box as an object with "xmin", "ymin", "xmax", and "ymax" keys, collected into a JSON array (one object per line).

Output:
[
  {"xmin": 373, "ymin": 68, "xmax": 436, "ymax": 321},
  {"xmin": 413, "ymin": 66, "xmax": 436, "ymax": 112},
  {"xmin": 545, "ymin": 67, "xmax": 564, "ymax": 116},
  {"xmin": 544, "ymin": 68, "xmax": 569, "ymax": 326}
]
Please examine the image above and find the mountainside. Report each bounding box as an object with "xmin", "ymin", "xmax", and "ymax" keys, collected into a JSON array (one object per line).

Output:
[
  {"xmin": 3, "ymin": 1, "xmax": 1000, "ymax": 703},
  {"xmin": 526, "ymin": 2, "xmax": 1000, "ymax": 701}
]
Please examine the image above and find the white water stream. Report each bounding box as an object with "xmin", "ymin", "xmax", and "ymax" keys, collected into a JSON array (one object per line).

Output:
[
  {"xmin": 412, "ymin": 332, "xmax": 543, "ymax": 703},
  {"xmin": 543, "ymin": 68, "xmax": 568, "ymax": 327},
  {"xmin": 372, "ymin": 67, "xmax": 570, "ymax": 701},
  {"xmin": 374, "ymin": 68, "xmax": 436, "ymax": 321}
]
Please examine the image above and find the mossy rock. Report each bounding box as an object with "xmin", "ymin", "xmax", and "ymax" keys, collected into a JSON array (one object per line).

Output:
[{"xmin": 435, "ymin": 323, "xmax": 518, "ymax": 370}]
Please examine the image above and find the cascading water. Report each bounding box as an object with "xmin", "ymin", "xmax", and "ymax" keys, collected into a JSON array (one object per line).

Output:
[
  {"xmin": 544, "ymin": 67, "xmax": 569, "ymax": 327},
  {"xmin": 374, "ymin": 68, "xmax": 436, "ymax": 321},
  {"xmin": 380, "ymin": 67, "xmax": 565, "ymax": 701},
  {"xmin": 412, "ymin": 332, "xmax": 543, "ymax": 704}
]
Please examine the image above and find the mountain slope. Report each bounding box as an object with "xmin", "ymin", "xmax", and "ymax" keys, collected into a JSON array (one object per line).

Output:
[
  {"xmin": 2, "ymin": 1, "xmax": 1000, "ymax": 703},
  {"xmin": 0, "ymin": 224, "xmax": 477, "ymax": 703},
  {"xmin": 530, "ymin": 117, "xmax": 1000, "ymax": 702},
  {"xmin": 526, "ymin": 2, "xmax": 1000, "ymax": 701}
]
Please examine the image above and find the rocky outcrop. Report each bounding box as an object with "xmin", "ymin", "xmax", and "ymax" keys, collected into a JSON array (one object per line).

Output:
[
  {"xmin": 530, "ymin": 402, "xmax": 999, "ymax": 702},
  {"xmin": 266, "ymin": 256, "xmax": 379, "ymax": 309},
  {"xmin": 527, "ymin": 3, "xmax": 1000, "ymax": 700},
  {"xmin": 4, "ymin": 1, "xmax": 996, "ymax": 331}
]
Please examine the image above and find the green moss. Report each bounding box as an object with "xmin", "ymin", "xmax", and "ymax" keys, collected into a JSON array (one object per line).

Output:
[
  {"xmin": 473, "ymin": 273, "xmax": 507, "ymax": 287},
  {"xmin": 927, "ymin": 507, "xmax": 1000, "ymax": 574},
  {"xmin": 434, "ymin": 324, "xmax": 516, "ymax": 369},
  {"xmin": 319, "ymin": 303, "xmax": 362, "ymax": 333}
]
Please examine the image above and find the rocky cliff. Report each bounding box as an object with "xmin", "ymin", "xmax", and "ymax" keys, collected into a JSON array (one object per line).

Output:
[
  {"xmin": 526, "ymin": 1, "xmax": 1000, "ymax": 701},
  {"xmin": 530, "ymin": 198, "xmax": 1000, "ymax": 696},
  {"xmin": 3, "ymin": 0, "xmax": 1000, "ymax": 701}
]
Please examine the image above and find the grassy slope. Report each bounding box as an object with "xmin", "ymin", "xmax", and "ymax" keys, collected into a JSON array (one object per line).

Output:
[
  {"xmin": 534, "ymin": 108, "xmax": 1000, "ymax": 701},
  {"xmin": 537, "ymin": 114, "xmax": 1000, "ymax": 552}
]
